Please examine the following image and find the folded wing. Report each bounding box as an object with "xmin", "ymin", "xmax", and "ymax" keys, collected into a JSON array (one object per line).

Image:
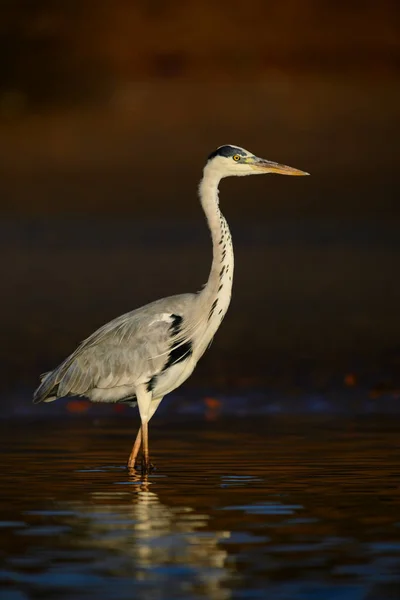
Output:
[{"xmin": 33, "ymin": 294, "xmax": 195, "ymax": 403}]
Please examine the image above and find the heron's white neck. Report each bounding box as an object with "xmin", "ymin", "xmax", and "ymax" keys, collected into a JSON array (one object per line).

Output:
[{"xmin": 198, "ymin": 165, "xmax": 234, "ymax": 320}]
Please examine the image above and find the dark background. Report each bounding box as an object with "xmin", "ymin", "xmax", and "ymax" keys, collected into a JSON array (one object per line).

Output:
[{"xmin": 0, "ymin": 1, "xmax": 399, "ymax": 408}]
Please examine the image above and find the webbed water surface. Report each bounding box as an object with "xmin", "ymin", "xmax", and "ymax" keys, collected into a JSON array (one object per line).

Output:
[{"xmin": 1, "ymin": 415, "xmax": 399, "ymax": 600}]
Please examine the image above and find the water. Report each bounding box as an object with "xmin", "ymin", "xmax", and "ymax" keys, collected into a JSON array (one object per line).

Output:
[{"xmin": 1, "ymin": 416, "xmax": 400, "ymax": 599}]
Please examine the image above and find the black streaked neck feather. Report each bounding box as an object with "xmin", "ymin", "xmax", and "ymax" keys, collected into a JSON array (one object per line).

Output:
[{"xmin": 198, "ymin": 165, "xmax": 234, "ymax": 311}]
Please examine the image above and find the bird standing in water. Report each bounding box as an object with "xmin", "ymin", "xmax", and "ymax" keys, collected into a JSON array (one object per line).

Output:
[{"xmin": 34, "ymin": 145, "xmax": 308, "ymax": 471}]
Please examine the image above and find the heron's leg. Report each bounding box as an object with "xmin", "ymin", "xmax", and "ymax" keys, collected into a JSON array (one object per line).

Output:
[
  {"xmin": 139, "ymin": 397, "xmax": 163, "ymax": 470},
  {"xmin": 141, "ymin": 419, "xmax": 150, "ymax": 472},
  {"xmin": 135, "ymin": 385, "xmax": 153, "ymax": 473},
  {"xmin": 128, "ymin": 391, "xmax": 163, "ymax": 471},
  {"xmin": 127, "ymin": 428, "xmax": 142, "ymax": 469},
  {"xmin": 139, "ymin": 402, "xmax": 162, "ymax": 471}
]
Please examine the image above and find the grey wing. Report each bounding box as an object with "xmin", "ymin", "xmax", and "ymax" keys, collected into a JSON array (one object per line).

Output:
[{"xmin": 33, "ymin": 294, "xmax": 196, "ymax": 403}]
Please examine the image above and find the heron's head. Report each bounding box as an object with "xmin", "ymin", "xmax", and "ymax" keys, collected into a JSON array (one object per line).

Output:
[{"xmin": 206, "ymin": 145, "xmax": 309, "ymax": 178}]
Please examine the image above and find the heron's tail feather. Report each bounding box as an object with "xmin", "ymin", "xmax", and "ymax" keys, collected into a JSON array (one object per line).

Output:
[
  {"xmin": 33, "ymin": 369, "xmax": 61, "ymax": 403},
  {"xmin": 33, "ymin": 352, "xmax": 92, "ymax": 403}
]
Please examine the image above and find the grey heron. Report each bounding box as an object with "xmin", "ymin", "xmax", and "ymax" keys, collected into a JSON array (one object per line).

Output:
[{"xmin": 33, "ymin": 144, "xmax": 308, "ymax": 472}]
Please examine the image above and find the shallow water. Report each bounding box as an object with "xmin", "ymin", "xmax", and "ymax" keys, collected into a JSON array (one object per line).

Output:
[{"xmin": 1, "ymin": 416, "xmax": 400, "ymax": 599}]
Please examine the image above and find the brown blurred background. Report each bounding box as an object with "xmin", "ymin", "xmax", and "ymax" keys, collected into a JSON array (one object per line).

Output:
[{"xmin": 0, "ymin": 1, "xmax": 399, "ymax": 400}]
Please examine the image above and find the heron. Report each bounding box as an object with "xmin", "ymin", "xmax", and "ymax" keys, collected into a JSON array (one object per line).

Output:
[{"xmin": 33, "ymin": 144, "xmax": 308, "ymax": 472}]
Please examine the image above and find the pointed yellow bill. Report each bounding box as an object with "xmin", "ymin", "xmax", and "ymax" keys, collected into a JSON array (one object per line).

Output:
[{"xmin": 246, "ymin": 156, "xmax": 309, "ymax": 176}]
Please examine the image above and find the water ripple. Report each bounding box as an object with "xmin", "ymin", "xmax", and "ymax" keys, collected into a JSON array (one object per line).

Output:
[{"xmin": 1, "ymin": 416, "xmax": 400, "ymax": 600}]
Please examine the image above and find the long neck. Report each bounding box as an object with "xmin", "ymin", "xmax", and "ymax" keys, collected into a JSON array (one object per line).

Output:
[{"xmin": 198, "ymin": 166, "xmax": 234, "ymax": 311}]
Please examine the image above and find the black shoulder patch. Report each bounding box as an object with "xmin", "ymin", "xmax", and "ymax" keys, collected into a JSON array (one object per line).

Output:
[
  {"xmin": 147, "ymin": 376, "xmax": 157, "ymax": 393},
  {"xmin": 163, "ymin": 341, "xmax": 192, "ymax": 371},
  {"xmin": 207, "ymin": 145, "xmax": 247, "ymax": 161},
  {"xmin": 170, "ymin": 314, "xmax": 183, "ymax": 335},
  {"xmin": 163, "ymin": 314, "xmax": 193, "ymax": 371}
]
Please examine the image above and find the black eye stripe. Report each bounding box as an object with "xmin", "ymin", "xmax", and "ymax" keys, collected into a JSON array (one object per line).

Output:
[{"xmin": 207, "ymin": 145, "xmax": 247, "ymax": 161}]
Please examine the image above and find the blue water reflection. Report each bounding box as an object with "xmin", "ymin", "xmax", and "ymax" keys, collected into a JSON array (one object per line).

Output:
[{"xmin": 1, "ymin": 416, "xmax": 400, "ymax": 599}]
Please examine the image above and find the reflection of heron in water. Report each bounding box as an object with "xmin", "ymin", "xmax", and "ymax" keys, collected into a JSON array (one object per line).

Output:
[
  {"xmin": 64, "ymin": 472, "xmax": 232, "ymax": 599},
  {"xmin": 34, "ymin": 145, "xmax": 308, "ymax": 471}
]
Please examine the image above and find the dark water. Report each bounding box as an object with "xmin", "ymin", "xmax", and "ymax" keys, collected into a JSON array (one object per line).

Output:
[{"xmin": 1, "ymin": 416, "xmax": 400, "ymax": 600}]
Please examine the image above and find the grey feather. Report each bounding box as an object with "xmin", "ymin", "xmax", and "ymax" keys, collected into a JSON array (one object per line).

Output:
[
  {"xmin": 32, "ymin": 144, "xmax": 255, "ymax": 408},
  {"xmin": 32, "ymin": 144, "xmax": 307, "ymax": 472},
  {"xmin": 33, "ymin": 293, "xmax": 198, "ymax": 404}
]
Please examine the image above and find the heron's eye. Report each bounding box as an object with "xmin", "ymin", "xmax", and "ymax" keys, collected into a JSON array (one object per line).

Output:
[{"xmin": 233, "ymin": 155, "xmax": 241, "ymax": 161}]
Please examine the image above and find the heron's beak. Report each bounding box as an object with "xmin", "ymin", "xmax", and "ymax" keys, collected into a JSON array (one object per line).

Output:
[{"xmin": 247, "ymin": 156, "xmax": 309, "ymax": 176}]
